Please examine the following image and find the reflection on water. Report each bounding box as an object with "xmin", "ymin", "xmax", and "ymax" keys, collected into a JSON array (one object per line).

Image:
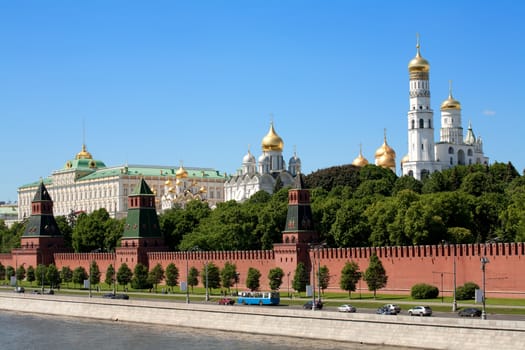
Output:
[{"xmin": 0, "ymin": 311, "xmax": 415, "ymax": 350}]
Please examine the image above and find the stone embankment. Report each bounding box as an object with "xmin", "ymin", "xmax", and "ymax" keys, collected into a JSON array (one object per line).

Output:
[{"xmin": 1, "ymin": 294, "xmax": 523, "ymax": 349}]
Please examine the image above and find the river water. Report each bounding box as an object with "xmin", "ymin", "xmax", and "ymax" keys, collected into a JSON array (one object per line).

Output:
[{"xmin": 0, "ymin": 310, "xmax": 415, "ymax": 350}]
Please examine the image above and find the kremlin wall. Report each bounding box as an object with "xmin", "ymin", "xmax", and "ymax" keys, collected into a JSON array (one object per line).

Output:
[{"xmin": 2, "ymin": 175, "xmax": 525, "ymax": 300}]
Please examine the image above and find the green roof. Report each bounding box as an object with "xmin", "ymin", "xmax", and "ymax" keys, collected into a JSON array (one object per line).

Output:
[{"xmin": 19, "ymin": 165, "xmax": 226, "ymax": 189}]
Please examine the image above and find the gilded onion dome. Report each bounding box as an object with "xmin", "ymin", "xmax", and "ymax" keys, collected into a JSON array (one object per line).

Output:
[
  {"xmin": 375, "ymin": 131, "xmax": 396, "ymax": 169},
  {"xmin": 165, "ymin": 179, "xmax": 172, "ymax": 186},
  {"xmin": 440, "ymin": 82, "xmax": 461, "ymax": 110},
  {"xmin": 261, "ymin": 122, "xmax": 284, "ymax": 152},
  {"xmin": 352, "ymin": 145, "xmax": 369, "ymax": 167},
  {"xmin": 377, "ymin": 152, "xmax": 396, "ymax": 169},
  {"xmin": 374, "ymin": 135, "xmax": 396, "ymax": 159},
  {"xmin": 175, "ymin": 164, "xmax": 188, "ymax": 179},
  {"xmin": 75, "ymin": 144, "xmax": 93, "ymax": 160},
  {"xmin": 408, "ymin": 37, "xmax": 430, "ymax": 73},
  {"xmin": 401, "ymin": 154, "xmax": 410, "ymax": 165}
]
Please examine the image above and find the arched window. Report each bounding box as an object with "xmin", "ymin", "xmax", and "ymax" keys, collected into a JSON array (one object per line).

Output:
[
  {"xmin": 448, "ymin": 147, "xmax": 454, "ymax": 154},
  {"xmin": 467, "ymin": 149, "xmax": 473, "ymax": 156},
  {"xmin": 419, "ymin": 119, "xmax": 424, "ymax": 128},
  {"xmin": 411, "ymin": 120, "xmax": 415, "ymax": 129},
  {"xmin": 408, "ymin": 170, "xmax": 414, "ymax": 177},
  {"xmin": 450, "ymin": 157, "xmax": 453, "ymax": 165},
  {"xmin": 428, "ymin": 119, "xmax": 432, "ymax": 128}
]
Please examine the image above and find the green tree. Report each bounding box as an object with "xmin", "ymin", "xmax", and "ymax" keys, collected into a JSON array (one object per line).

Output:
[
  {"xmin": 204, "ymin": 262, "xmax": 220, "ymax": 292},
  {"xmin": 71, "ymin": 208, "xmax": 122, "ymax": 252},
  {"xmin": 148, "ymin": 263, "xmax": 165, "ymax": 293},
  {"xmin": 117, "ymin": 263, "xmax": 133, "ymax": 290},
  {"xmin": 26, "ymin": 265, "xmax": 36, "ymax": 285},
  {"xmin": 72, "ymin": 266, "xmax": 87, "ymax": 287},
  {"xmin": 187, "ymin": 266, "xmax": 199, "ymax": 292},
  {"xmin": 131, "ymin": 263, "xmax": 151, "ymax": 290},
  {"xmin": 220, "ymin": 262, "xmax": 237, "ymax": 292},
  {"xmin": 363, "ymin": 254, "xmax": 388, "ymax": 299},
  {"xmin": 268, "ymin": 267, "xmax": 284, "ymax": 291},
  {"xmin": 55, "ymin": 215, "xmax": 73, "ymax": 249},
  {"xmin": 292, "ymin": 262, "xmax": 309, "ymax": 293},
  {"xmin": 35, "ymin": 265, "xmax": 47, "ymax": 286},
  {"xmin": 159, "ymin": 201, "xmax": 211, "ymax": 251},
  {"xmin": 60, "ymin": 266, "xmax": 73, "ymax": 287},
  {"xmin": 0, "ymin": 262, "xmax": 5, "ymax": 280},
  {"xmin": 318, "ymin": 265, "xmax": 330, "ymax": 295},
  {"xmin": 246, "ymin": 267, "xmax": 261, "ymax": 291},
  {"xmin": 339, "ymin": 261, "xmax": 361, "ymax": 298},
  {"xmin": 16, "ymin": 265, "xmax": 26, "ymax": 282},
  {"xmin": 89, "ymin": 260, "xmax": 101, "ymax": 286},
  {"xmin": 46, "ymin": 264, "xmax": 61, "ymax": 289},
  {"xmin": 105, "ymin": 264, "xmax": 115, "ymax": 288},
  {"xmin": 6, "ymin": 265, "xmax": 15, "ymax": 280},
  {"xmin": 165, "ymin": 263, "xmax": 179, "ymax": 289}
]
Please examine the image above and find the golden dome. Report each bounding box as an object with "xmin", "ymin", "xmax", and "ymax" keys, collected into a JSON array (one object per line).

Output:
[
  {"xmin": 377, "ymin": 152, "xmax": 396, "ymax": 169},
  {"xmin": 441, "ymin": 82, "xmax": 461, "ymax": 110},
  {"xmin": 408, "ymin": 36, "xmax": 429, "ymax": 73},
  {"xmin": 374, "ymin": 136, "xmax": 396, "ymax": 159},
  {"xmin": 261, "ymin": 122, "xmax": 284, "ymax": 152},
  {"xmin": 352, "ymin": 146, "xmax": 369, "ymax": 167},
  {"xmin": 165, "ymin": 179, "xmax": 172, "ymax": 186},
  {"xmin": 199, "ymin": 186, "xmax": 207, "ymax": 194},
  {"xmin": 401, "ymin": 154, "xmax": 409, "ymax": 164},
  {"xmin": 75, "ymin": 144, "xmax": 93, "ymax": 160},
  {"xmin": 175, "ymin": 179, "xmax": 182, "ymax": 186},
  {"xmin": 176, "ymin": 164, "xmax": 188, "ymax": 179},
  {"xmin": 440, "ymin": 94, "xmax": 461, "ymax": 110}
]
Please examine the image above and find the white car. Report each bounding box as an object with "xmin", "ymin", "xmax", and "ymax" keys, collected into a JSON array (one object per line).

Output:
[
  {"xmin": 337, "ymin": 304, "xmax": 356, "ymax": 313},
  {"xmin": 408, "ymin": 306, "xmax": 432, "ymax": 316},
  {"xmin": 383, "ymin": 304, "xmax": 401, "ymax": 314}
]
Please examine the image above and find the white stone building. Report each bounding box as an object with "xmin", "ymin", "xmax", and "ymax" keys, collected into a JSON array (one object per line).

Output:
[
  {"xmin": 401, "ymin": 39, "xmax": 489, "ymax": 179},
  {"xmin": 17, "ymin": 144, "xmax": 226, "ymax": 220},
  {"xmin": 224, "ymin": 122, "xmax": 300, "ymax": 202}
]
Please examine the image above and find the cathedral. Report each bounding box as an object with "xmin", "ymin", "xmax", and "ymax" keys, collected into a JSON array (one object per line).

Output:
[
  {"xmin": 224, "ymin": 122, "xmax": 301, "ymax": 201},
  {"xmin": 352, "ymin": 38, "xmax": 489, "ymax": 179}
]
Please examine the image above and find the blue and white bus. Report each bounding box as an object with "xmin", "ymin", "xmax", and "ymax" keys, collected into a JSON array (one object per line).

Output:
[{"xmin": 237, "ymin": 291, "xmax": 280, "ymax": 305}]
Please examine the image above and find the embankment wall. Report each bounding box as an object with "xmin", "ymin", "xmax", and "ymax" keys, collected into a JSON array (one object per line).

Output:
[{"xmin": 0, "ymin": 294, "xmax": 523, "ymax": 350}]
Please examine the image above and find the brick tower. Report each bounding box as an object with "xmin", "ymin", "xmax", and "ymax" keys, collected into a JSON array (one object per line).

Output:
[
  {"xmin": 273, "ymin": 174, "xmax": 319, "ymax": 281},
  {"xmin": 19, "ymin": 181, "xmax": 67, "ymax": 266},
  {"xmin": 116, "ymin": 178, "xmax": 167, "ymax": 269}
]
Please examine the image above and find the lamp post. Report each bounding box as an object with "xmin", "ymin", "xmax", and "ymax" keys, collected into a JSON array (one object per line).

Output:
[
  {"xmin": 205, "ymin": 261, "xmax": 209, "ymax": 302},
  {"xmin": 185, "ymin": 250, "xmax": 190, "ymax": 304},
  {"xmin": 309, "ymin": 242, "xmax": 326, "ymax": 310},
  {"xmin": 481, "ymin": 256, "xmax": 489, "ymax": 320},
  {"xmin": 287, "ymin": 272, "xmax": 291, "ymax": 298},
  {"xmin": 452, "ymin": 245, "xmax": 457, "ymax": 312}
]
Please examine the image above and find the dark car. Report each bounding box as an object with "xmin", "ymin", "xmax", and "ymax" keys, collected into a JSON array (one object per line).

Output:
[
  {"xmin": 376, "ymin": 306, "xmax": 396, "ymax": 315},
  {"xmin": 218, "ymin": 298, "xmax": 235, "ymax": 305},
  {"xmin": 458, "ymin": 308, "xmax": 482, "ymax": 317},
  {"xmin": 14, "ymin": 286, "xmax": 25, "ymax": 293},
  {"xmin": 103, "ymin": 293, "xmax": 129, "ymax": 300},
  {"xmin": 303, "ymin": 300, "xmax": 323, "ymax": 310}
]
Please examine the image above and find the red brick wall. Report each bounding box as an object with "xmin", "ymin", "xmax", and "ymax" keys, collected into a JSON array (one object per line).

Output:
[{"xmin": 3, "ymin": 243, "xmax": 524, "ymax": 298}]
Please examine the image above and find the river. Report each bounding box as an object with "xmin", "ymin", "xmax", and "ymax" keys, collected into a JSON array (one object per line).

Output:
[{"xmin": 0, "ymin": 310, "xmax": 415, "ymax": 350}]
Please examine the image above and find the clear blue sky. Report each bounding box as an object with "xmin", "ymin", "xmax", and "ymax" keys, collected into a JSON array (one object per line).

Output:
[{"xmin": 1, "ymin": 1, "xmax": 524, "ymax": 202}]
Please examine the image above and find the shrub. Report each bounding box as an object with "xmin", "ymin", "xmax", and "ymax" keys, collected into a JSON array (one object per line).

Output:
[
  {"xmin": 411, "ymin": 283, "xmax": 439, "ymax": 299},
  {"xmin": 456, "ymin": 282, "xmax": 480, "ymax": 300}
]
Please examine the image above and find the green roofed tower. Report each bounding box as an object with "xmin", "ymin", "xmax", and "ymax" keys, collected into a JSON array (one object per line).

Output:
[
  {"xmin": 118, "ymin": 178, "xmax": 167, "ymax": 268},
  {"xmin": 23, "ymin": 181, "xmax": 61, "ymax": 238}
]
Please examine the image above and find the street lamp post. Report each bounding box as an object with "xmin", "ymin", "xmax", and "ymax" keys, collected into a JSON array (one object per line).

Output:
[
  {"xmin": 287, "ymin": 272, "xmax": 291, "ymax": 298},
  {"xmin": 452, "ymin": 245, "xmax": 457, "ymax": 312},
  {"xmin": 441, "ymin": 272, "xmax": 444, "ymax": 303},
  {"xmin": 309, "ymin": 242, "xmax": 326, "ymax": 310},
  {"xmin": 481, "ymin": 256, "xmax": 489, "ymax": 320},
  {"xmin": 185, "ymin": 251, "xmax": 190, "ymax": 304},
  {"xmin": 205, "ymin": 261, "xmax": 209, "ymax": 302}
]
